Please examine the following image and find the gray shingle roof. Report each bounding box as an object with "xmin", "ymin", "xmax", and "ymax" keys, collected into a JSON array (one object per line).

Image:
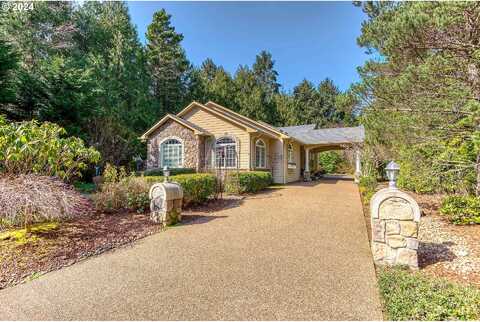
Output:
[{"xmin": 277, "ymin": 124, "xmax": 365, "ymax": 145}]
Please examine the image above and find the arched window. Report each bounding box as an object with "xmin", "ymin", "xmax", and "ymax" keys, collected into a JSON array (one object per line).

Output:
[
  {"xmin": 215, "ymin": 137, "xmax": 237, "ymax": 168},
  {"xmin": 160, "ymin": 138, "xmax": 183, "ymax": 168},
  {"xmin": 255, "ymin": 139, "xmax": 266, "ymax": 168},
  {"xmin": 287, "ymin": 143, "xmax": 294, "ymax": 163}
]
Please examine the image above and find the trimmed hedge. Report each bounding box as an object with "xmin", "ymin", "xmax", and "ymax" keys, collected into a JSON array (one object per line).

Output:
[
  {"xmin": 144, "ymin": 173, "xmax": 216, "ymax": 205},
  {"xmin": 440, "ymin": 195, "xmax": 480, "ymax": 225},
  {"xmin": 142, "ymin": 167, "xmax": 195, "ymax": 177},
  {"xmin": 225, "ymin": 171, "xmax": 273, "ymax": 194}
]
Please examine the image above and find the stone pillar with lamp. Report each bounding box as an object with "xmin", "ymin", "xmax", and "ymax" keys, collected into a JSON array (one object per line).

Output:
[
  {"xmin": 370, "ymin": 161, "xmax": 421, "ymax": 269},
  {"xmin": 149, "ymin": 166, "xmax": 184, "ymax": 226}
]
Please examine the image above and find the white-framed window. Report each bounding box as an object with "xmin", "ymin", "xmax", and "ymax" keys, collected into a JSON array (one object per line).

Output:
[
  {"xmin": 287, "ymin": 143, "xmax": 294, "ymax": 163},
  {"xmin": 255, "ymin": 139, "xmax": 266, "ymax": 168},
  {"xmin": 215, "ymin": 137, "xmax": 237, "ymax": 168},
  {"xmin": 160, "ymin": 138, "xmax": 183, "ymax": 168}
]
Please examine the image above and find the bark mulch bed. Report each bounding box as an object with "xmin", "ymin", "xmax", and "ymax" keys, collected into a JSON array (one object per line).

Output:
[
  {"xmin": 0, "ymin": 212, "xmax": 163, "ymax": 290},
  {"xmin": 0, "ymin": 197, "xmax": 244, "ymax": 290}
]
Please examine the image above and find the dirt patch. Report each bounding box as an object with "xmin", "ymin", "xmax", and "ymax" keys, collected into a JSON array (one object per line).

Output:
[{"xmin": 0, "ymin": 198, "xmax": 240, "ymax": 290}]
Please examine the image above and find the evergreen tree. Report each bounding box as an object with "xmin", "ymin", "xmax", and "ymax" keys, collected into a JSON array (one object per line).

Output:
[
  {"xmin": 146, "ymin": 9, "xmax": 190, "ymax": 115},
  {"xmin": 0, "ymin": 38, "xmax": 19, "ymax": 107},
  {"xmin": 317, "ymin": 78, "xmax": 341, "ymax": 126},
  {"xmin": 74, "ymin": 1, "xmax": 153, "ymax": 164},
  {"xmin": 234, "ymin": 65, "xmax": 271, "ymax": 123},
  {"xmin": 253, "ymin": 50, "xmax": 280, "ymax": 100},
  {"xmin": 292, "ymin": 79, "xmax": 318, "ymax": 125},
  {"xmin": 200, "ymin": 58, "xmax": 219, "ymax": 82},
  {"xmin": 356, "ymin": 1, "xmax": 480, "ymax": 194}
]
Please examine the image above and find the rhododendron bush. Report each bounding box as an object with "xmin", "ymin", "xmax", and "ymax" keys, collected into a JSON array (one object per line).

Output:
[{"xmin": 0, "ymin": 116, "xmax": 100, "ymax": 181}]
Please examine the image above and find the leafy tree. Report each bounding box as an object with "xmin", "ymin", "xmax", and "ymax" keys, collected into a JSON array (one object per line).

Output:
[{"xmin": 146, "ymin": 9, "xmax": 190, "ymax": 114}]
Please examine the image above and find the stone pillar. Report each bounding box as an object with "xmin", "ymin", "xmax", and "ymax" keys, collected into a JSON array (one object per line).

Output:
[
  {"xmin": 354, "ymin": 149, "xmax": 361, "ymax": 183},
  {"xmin": 304, "ymin": 147, "xmax": 311, "ymax": 181},
  {"xmin": 370, "ymin": 188, "xmax": 421, "ymax": 269}
]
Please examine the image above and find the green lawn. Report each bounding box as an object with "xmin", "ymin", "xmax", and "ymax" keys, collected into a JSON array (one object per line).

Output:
[{"xmin": 378, "ymin": 267, "xmax": 480, "ymax": 320}]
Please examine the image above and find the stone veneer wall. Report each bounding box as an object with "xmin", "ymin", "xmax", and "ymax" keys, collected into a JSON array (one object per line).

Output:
[
  {"xmin": 370, "ymin": 188, "xmax": 421, "ymax": 269},
  {"xmin": 146, "ymin": 120, "xmax": 201, "ymax": 170}
]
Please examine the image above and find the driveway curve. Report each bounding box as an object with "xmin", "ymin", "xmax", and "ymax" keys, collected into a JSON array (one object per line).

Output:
[{"xmin": 1, "ymin": 178, "xmax": 382, "ymax": 320}]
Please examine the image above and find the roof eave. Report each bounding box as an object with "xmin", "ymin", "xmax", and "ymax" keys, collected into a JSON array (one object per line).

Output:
[
  {"xmin": 176, "ymin": 101, "xmax": 260, "ymax": 132},
  {"xmin": 140, "ymin": 113, "xmax": 209, "ymax": 140}
]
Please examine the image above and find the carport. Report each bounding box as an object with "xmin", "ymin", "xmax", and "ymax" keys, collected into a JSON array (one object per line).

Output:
[{"xmin": 278, "ymin": 125, "xmax": 365, "ymax": 182}]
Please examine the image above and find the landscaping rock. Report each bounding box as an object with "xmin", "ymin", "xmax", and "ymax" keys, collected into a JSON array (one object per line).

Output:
[
  {"xmin": 385, "ymin": 221, "xmax": 400, "ymax": 235},
  {"xmin": 387, "ymin": 235, "xmax": 406, "ymax": 248},
  {"xmin": 372, "ymin": 219, "xmax": 385, "ymax": 242},
  {"xmin": 400, "ymin": 221, "xmax": 418, "ymax": 237}
]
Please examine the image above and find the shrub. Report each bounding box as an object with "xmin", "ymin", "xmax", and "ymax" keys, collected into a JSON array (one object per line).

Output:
[
  {"xmin": 143, "ymin": 167, "xmax": 195, "ymax": 177},
  {"xmin": 0, "ymin": 175, "xmax": 95, "ymax": 230},
  {"xmin": 145, "ymin": 173, "xmax": 217, "ymax": 205},
  {"xmin": 318, "ymin": 151, "xmax": 344, "ymax": 173},
  {"xmin": 378, "ymin": 267, "xmax": 480, "ymax": 320},
  {"xmin": 0, "ymin": 117, "xmax": 100, "ymax": 181},
  {"xmin": 94, "ymin": 174, "xmax": 150, "ymax": 213},
  {"xmin": 358, "ymin": 175, "xmax": 378, "ymax": 203},
  {"xmin": 225, "ymin": 171, "xmax": 273, "ymax": 194},
  {"xmin": 440, "ymin": 195, "xmax": 480, "ymax": 225}
]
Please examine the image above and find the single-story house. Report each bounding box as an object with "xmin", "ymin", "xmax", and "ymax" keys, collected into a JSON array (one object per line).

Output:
[{"xmin": 141, "ymin": 101, "xmax": 364, "ymax": 184}]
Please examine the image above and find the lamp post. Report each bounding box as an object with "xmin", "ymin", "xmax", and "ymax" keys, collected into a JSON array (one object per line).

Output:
[
  {"xmin": 385, "ymin": 161, "xmax": 400, "ymax": 188},
  {"xmin": 163, "ymin": 166, "xmax": 170, "ymax": 183}
]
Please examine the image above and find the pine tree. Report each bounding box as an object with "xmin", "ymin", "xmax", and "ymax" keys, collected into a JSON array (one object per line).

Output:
[
  {"xmin": 146, "ymin": 9, "xmax": 190, "ymax": 115},
  {"xmin": 356, "ymin": 1, "xmax": 480, "ymax": 194},
  {"xmin": 317, "ymin": 78, "xmax": 341, "ymax": 126},
  {"xmin": 253, "ymin": 50, "xmax": 280, "ymax": 100}
]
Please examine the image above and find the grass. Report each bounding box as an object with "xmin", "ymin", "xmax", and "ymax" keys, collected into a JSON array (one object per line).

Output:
[
  {"xmin": 378, "ymin": 267, "xmax": 480, "ymax": 320},
  {"xmin": 73, "ymin": 181, "xmax": 96, "ymax": 194},
  {"xmin": 0, "ymin": 222, "xmax": 59, "ymax": 245}
]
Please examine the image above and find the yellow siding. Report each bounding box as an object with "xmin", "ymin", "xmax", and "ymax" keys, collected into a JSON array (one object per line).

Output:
[
  {"xmin": 182, "ymin": 106, "xmax": 250, "ymax": 169},
  {"xmin": 286, "ymin": 140, "xmax": 302, "ymax": 183},
  {"xmin": 270, "ymin": 138, "xmax": 284, "ymax": 184}
]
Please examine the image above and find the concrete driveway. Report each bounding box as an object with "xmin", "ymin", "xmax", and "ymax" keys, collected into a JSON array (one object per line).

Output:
[{"xmin": 1, "ymin": 178, "xmax": 382, "ymax": 320}]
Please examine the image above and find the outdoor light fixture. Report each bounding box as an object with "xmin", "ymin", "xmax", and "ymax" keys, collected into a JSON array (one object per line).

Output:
[
  {"xmin": 163, "ymin": 166, "xmax": 170, "ymax": 182},
  {"xmin": 385, "ymin": 161, "xmax": 400, "ymax": 188}
]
